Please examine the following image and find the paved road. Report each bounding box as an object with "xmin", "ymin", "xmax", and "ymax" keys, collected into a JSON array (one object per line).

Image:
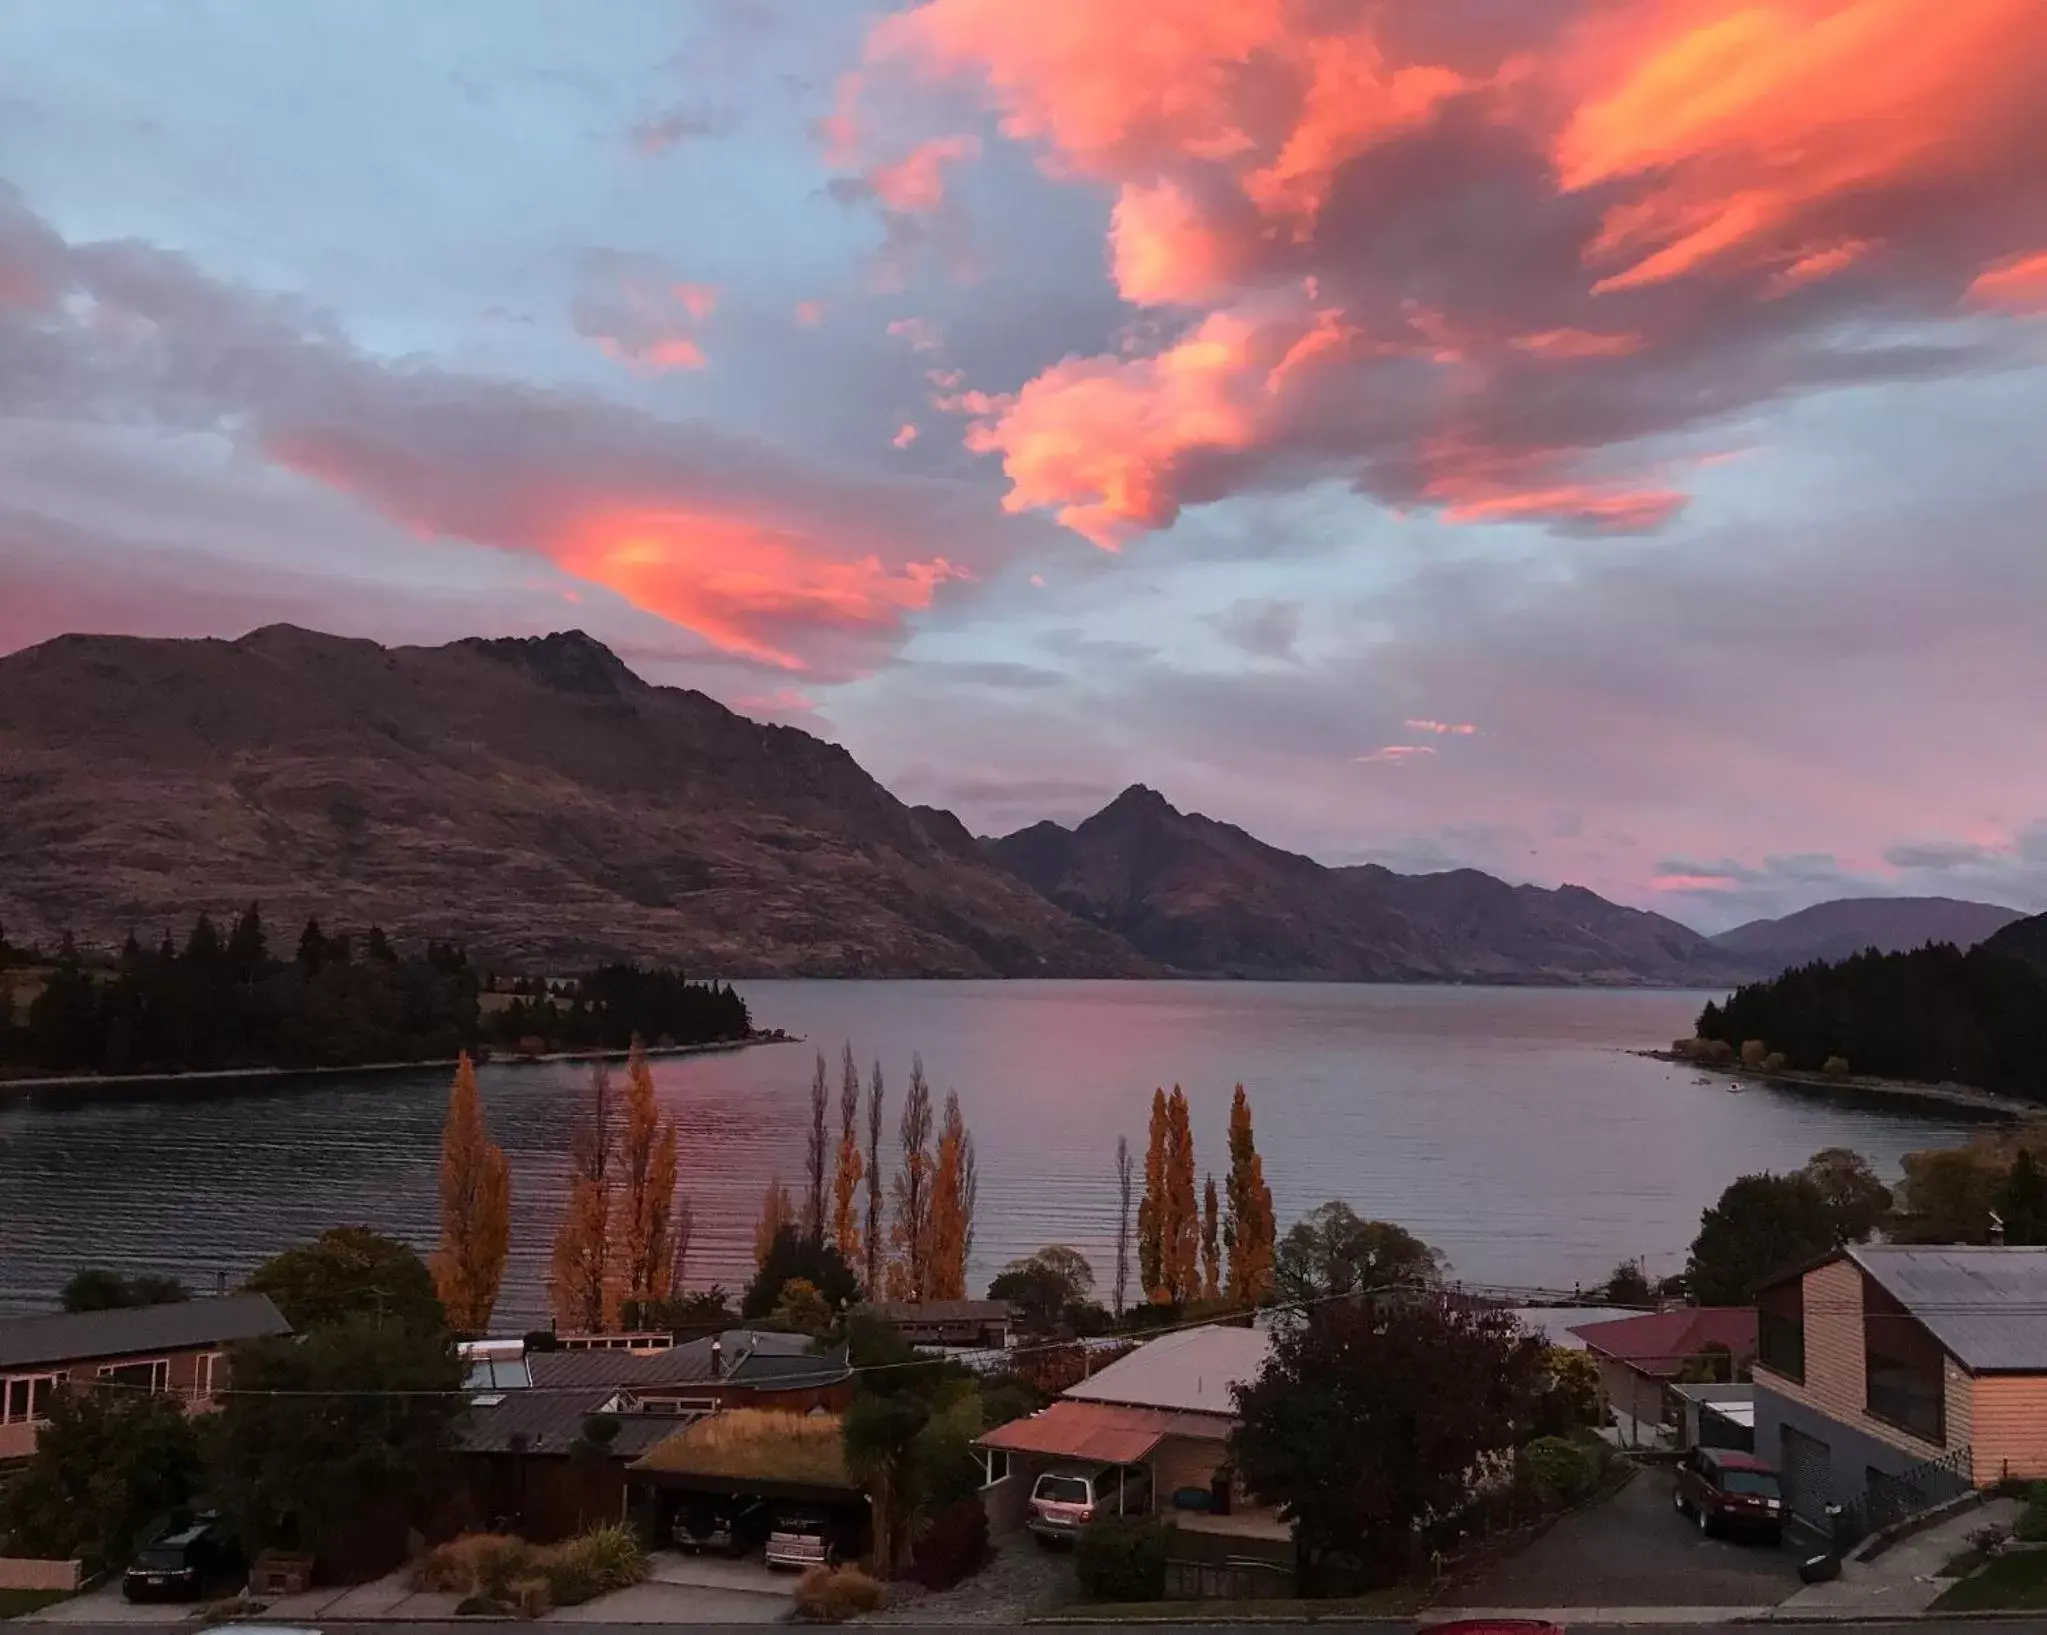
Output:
[
  {"xmin": 30, "ymin": 1624, "xmax": 2047, "ymax": 1635},
  {"xmin": 1450, "ymin": 1464, "xmax": 1800, "ymax": 1610}
]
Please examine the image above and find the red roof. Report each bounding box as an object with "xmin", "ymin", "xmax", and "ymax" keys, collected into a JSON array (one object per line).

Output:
[
  {"xmin": 1568, "ymin": 1307, "xmax": 1757, "ymax": 1378},
  {"xmin": 978, "ymin": 1400, "xmax": 1230, "ymax": 1465}
]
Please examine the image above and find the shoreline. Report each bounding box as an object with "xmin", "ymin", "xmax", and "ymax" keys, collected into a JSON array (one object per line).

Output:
[
  {"xmin": 0, "ymin": 1031, "xmax": 795, "ymax": 1097},
  {"xmin": 1636, "ymin": 1048, "xmax": 2040, "ymax": 1123}
]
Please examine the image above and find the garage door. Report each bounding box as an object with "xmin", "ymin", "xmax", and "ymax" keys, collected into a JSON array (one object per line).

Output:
[{"xmin": 1780, "ymin": 1425, "xmax": 1832, "ymax": 1528}]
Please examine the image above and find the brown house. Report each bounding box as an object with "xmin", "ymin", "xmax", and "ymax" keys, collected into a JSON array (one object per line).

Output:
[
  {"xmin": 1754, "ymin": 1245, "xmax": 2047, "ymax": 1533},
  {"xmin": 0, "ymin": 1294, "xmax": 292, "ymax": 1462},
  {"xmin": 1569, "ymin": 1307, "xmax": 1758, "ymax": 1448},
  {"xmin": 855, "ymin": 1300, "xmax": 1014, "ymax": 1349},
  {"xmin": 458, "ymin": 1330, "xmax": 853, "ymax": 1541}
]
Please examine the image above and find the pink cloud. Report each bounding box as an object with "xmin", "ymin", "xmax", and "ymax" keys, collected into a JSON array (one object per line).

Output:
[
  {"xmin": 869, "ymin": 135, "xmax": 983, "ymax": 214},
  {"xmin": 1406, "ymin": 719, "xmax": 1478, "ymax": 736},
  {"xmin": 1357, "ymin": 744, "xmax": 1437, "ymax": 765},
  {"xmin": 793, "ymin": 299, "xmax": 827, "ymax": 327},
  {"xmin": 572, "ymin": 254, "xmax": 720, "ymax": 373},
  {"xmin": 1969, "ymin": 251, "xmax": 2047, "ymax": 314},
  {"xmin": 888, "ymin": 316, "xmax": 943, "ymax": 353},
  {"xmin": 892, "ymin": 422, "xmax": 919, "ymax": 449}
]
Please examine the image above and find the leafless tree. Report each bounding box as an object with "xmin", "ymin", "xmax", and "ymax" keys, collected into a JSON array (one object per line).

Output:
[{"xmin": 1114, "ymin": 1134, "xmax": 1135, "ymax": 1315}]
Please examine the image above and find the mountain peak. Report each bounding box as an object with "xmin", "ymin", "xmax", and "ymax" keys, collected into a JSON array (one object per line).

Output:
[
  {"xmin": 1099, "ymin": 783, "xmax": 1178, "ymax": 819},
  {"xmin": 457, "ymin": 630, "xmax": 640, "ymax": 696}
]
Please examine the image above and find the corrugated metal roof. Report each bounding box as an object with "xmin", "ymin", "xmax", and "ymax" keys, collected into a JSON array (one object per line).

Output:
[
  {"xmin": 1063, "ymin": 1324, "xmax": 1269, "ymax": 1416},
  {"xmin": 0, "ymin": 1294, "xmax": 290, "ymax": 1371},
  {"xmin": 455, "ymin": 1391, "xmax": 683, "ymax": 1458},
  {"xmin": 978, "ymin": 1399, "xmax": 1226, "ymax": 1465},
  {"xmin": 1568, "ymin": 1308, "xmax": 1756, "ymax": 1378},
  {"xmin": 526, "ymin": 1330, "xmax": 841, "ymax": 1391},
  {"xmin": 1849, "ymin": 1246, "xmax": 2047, "ymax": 1372}
]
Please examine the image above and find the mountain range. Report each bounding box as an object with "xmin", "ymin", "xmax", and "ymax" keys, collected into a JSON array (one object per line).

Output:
[
  {"xmin": 1708, "ymin": 896, "xmax": 2025, "ymax": 970},
  {"xmin": 0, "ymin": 626, "xmax": 2033, "ymax": 985}
]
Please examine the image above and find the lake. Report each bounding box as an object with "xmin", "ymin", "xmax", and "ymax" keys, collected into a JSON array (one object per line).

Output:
[{"xmin": 0, "ymin": 981, "xmax": 1980, "ymax": 1328}]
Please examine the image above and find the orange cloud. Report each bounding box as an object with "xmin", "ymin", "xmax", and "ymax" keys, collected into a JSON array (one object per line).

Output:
[
  {"xmin": 1969, "ymin": 251, "xmax": 2047, "ymax": 314},
  {"xmin": 1357, "ymin": 745, "xmax": 1436, "ymax": 765},
  {"xmin": 1438, "ymin": 485, "xmax": 1688, "ymax": 533},
  {"xmin": 1112, "ymin": 180, "xmax": 1232, "ymax": 307},
  {"xmin": 1651, "ymin": 872, "xmax": 1739, "ymax": 892},
  {"xmin": 1406, "ymin": 720, "xmax": 1478, "ymax": 736},
  {"xmin": 870, "ymin": 135, "xmax": 982, "ymax": 213},
  {"xmin": 1766, "ymin": 238, "xmax": 1878, "ymax": 297},
  {"xmin": 1509, "ymin": 329, "xmax": 1646, "ymax": 360},
  {"xmin": 892, "ymin": 422, "xmax": 919, "ymax": 449},
  {"xmin": 559, "ymin": 511, "xmax": 970, "ymax": 670},
  {"xmin": 793, "ymin": 299, "xmax": 827, "ymax": 327},
  {"xmin": 575, "ymin": 262, "xmax": 720, "ymax": 373}
]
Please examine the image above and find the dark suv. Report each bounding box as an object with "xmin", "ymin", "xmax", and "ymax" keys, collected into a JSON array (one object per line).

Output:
[
  {"xmin": 1674, "ymin": 1447, "xmax": 1784, "ymax": 1541},
  {"xmin": 123, "ymin": 1517, "xmax": 240, "ymax": 1602}
]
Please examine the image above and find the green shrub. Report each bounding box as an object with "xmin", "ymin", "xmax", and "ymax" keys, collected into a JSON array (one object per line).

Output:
[
  {"xmin": 542, "ymin": 1525, "xmax": 648, "ymax": 1605},
  {"xmin": 2015, "ymin": 1484, "xmax": 2047, "ymax": 1542},
  {"xmin": 794, "ymin": 1565, "xmax": 888, "ymax": 1622},
  {"xmin": 1074, "ymin": 1515, "xmax": 1169, "ymax": 1602},
  {"xmin": 1519, "ymin": 1435, "xmax": 1596, "ymax": 1504}
]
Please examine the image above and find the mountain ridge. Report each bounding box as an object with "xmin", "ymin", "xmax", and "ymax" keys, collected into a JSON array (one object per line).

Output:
[{"xmin": 1710, "ymin": 895, "xmax": 2025, "ymax": 974}]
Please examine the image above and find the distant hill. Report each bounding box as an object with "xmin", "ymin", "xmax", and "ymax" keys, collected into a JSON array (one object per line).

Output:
[
  {"xmin": 1710, "ymin": 897, "xmax": 2025, "ymax": 975},
  {"xmin": 1982, "ymin": 910, "xmax": 2047, "ymax": 975},
  {"xmin": 985, "ymin": 785, "xmax": 1742, "ymax": 985},
  {"xmin": 0, "ymin": 626, "xmax": 1147, "ymax": 978}
]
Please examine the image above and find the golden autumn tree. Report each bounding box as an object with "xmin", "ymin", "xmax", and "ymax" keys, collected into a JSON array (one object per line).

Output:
[
  {"xmin": 432, "ymin": 1051, "xmax": 511, "ymax": 1335},
  {"xmin": 1137, "ymin": 1088, "xmax": 1168, "ymax": 1299},
  {"xmin": 927, "ymin": 1090, "xmax": 977, "ymax": 1300},
  {"xmin": 1224, "ymin": 1083, "xmax": 1277, "ymax": 1306},
  {"xmin": 1200, "ymin": 1173, "xmax": 1221, "ymax": 1303},
  {"xmin": 832, "ymin": 1045, "xmax": 865, "ymax": 1275},
  {"xmin": 864, "ymin": 1061, "xmax": 886, "ymax": 1298},
  {"xmin": 1162, "ymin": 1086, "xmax": 1199, "ymax": 1303},
  {"xmin": 887, "ymin": 1056, "xmax": 936, "ymax": 1300},
  {"xmin": 619, "ymin": 1041, "xmax": 680, "ymax": 1322},
  {"xmin": 551, "ymin": 1061, "xmax": 620, "ymax": 1332},
  {"xmin": 755, "ymin": 1176, "xmax": 794, "ymax": 1269}
]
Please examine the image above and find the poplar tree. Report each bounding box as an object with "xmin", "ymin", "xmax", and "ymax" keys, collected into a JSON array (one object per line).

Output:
[
  {"xmin": 927, "ymin": 1090, "xmax": 977, "ymax": 1300},
  {"xmin": 620, "ymin": 1041, "xmax": 679, "ymax": 1316},
  {"xmin": 755, "ymin": 1176, "xmax": 794, "ymax": 1269},
  {"xmin": 804, "ymin": 1052, "xmax": 830, "ymax": 1243},
  {"xmin": 431, "ymin": 1051, "xmax": 511, "ymax": 1335},
  {"xmin": 1138, "ymin": 1089, "xmax": 1168, "ymax": 1300},
  {"xmin": 1113, "ymin": 1135, "xmax": 1134, "ymax": 1316},
  {"xmin": 833, "ymin": 1045, "xmax": 866, "ymax": 1274},
  {"xmin": 550, "ymin": 1062, "xmax": 619, "ymax": 1332},
  {"xmin": 865, "ymin": 1061, "xmax": 886, "ymax": 1297},
  {"xmin": 1224, "ymin": 1083, "xmax": 1277, "ymax": 1306},
  {"xmin": 889, "ymin": 1057, "xmax": 936, "ymax": 1300},
  {"xmin": 1163, "ymin": 1086, "xmax": 1199, "ymax": 1303},
  {"xmin": 1201, "ymin": 1173, "xmax": 1222, "ymax": 1302}
]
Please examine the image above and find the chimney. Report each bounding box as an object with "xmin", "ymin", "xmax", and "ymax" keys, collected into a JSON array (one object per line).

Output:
[
  {"xmin": 1990, "ymin": 1210, "xmax": 2007, "ymax": 1247},
  {"xmin": 710, "ymin": 1337, "xmax": 724, "ymax": 1378}
]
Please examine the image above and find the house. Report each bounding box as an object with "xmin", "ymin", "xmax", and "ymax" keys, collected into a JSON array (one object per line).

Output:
[
  {"xmin": 0, "ymin": 1294, "xmax": 292, "ymax": 1461},
  {"xmin": 627, "ymin": 1409, "xmax": 869, "ymax": 1562},
  {"xmin": 457, "ymin": 1330, "xmax": 853, "ymax": 1540},
  {"xmin": 1752, "ymin": 1245, "xmax": 2047, "ymax": 1532},
  {"xmin": 854, "ymin": 1300, "xmax": 1014, "ymax": 1349},
  {"xmin": 979, "ymin": 1324, "xmax": 1285, "ymax": 1565},
  {"xmin": 1570, "ymin": 1307, "xmax": 1758, "ymax": 1447}
]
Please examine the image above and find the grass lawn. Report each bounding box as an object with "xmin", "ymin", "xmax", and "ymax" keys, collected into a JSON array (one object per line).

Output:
[
  {"xmin": 1931, "ymin": 1548, "xmax": 2047, "ymax": 1611},
  {"xmin": 0, "ymin": 1588, "xmax": 71, "ymax": 1619},
  {"xmin": 1033, "ymin": 1586, "xmax": 1431, "ymax": 1623}
]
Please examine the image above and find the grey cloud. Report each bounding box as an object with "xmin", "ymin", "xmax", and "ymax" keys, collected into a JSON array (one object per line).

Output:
[{"xmin": 1212, "ymin": 597, "xmax": 1302, "ymax": 662}]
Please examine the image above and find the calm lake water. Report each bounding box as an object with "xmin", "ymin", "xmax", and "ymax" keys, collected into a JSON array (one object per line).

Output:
[{"xmin": 0, "ymin": 982, "xmax": 1980, "ymax": 1328}]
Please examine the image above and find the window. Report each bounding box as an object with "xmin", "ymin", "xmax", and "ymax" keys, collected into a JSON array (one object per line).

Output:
[
  {"xmin": 1866, "ymin": 1348, "xmax": 1943, "ymax": 1442},
  {"xmin": 1756, "ymin": 1281, "xmax": 1805, "ymax": 1383},
  {"xmin": 2, "ymin": 1374, "xmax": 61, "ymax": 1425},
  {"xmin": 983, "ymin": 1449, "xmax": 1011, "ymax": 1486},
  {"xmin": 97, "ymin": 1358, "xmax": 170, "ymax": 1395},
  {"xmin": 193, "ymin": 1352, "xmax": 222, "ymax": 1398}
]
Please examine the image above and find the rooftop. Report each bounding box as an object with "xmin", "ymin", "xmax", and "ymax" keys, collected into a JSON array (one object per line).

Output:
[
  {"xmin": 632, "ymin": 1408, "xmax": 853, "ymax": 1491},
  {"xmin": 979, "ymin": 1398, "xmax": 1231, "ymax": 1466},
  {"xmin": 856, "ymin": 1301, "xmax": 1013, "ymax": 1323},
  {"xmin": 456, "ymin": 1390, "xmax": 685, "ymax": 1459},
  {"xmin": 1569, "ymin": 1307, "xmax": 1756, "ymax": 1378},
  {"xmin": 0, "ymin": 1293, "xmax": 291, "ymax": 1371},
  {"xmin": 526, "ymin": 1330, "xmax": 846, "ymax": 1392},
  {"xmin": 1849, "ymin": 1245, "xmax": 2047, "ymax": 1372},
  {"xmin": 1064, "ymin": 1324, "xmax": 1270, "ymax": 1416}
]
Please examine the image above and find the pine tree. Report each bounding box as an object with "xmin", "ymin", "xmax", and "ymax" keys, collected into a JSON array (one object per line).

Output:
[
  {"xmin": 1201, "ymin": 1173, "xmax": 1221, "ymax": 1302},
  {"xmin": 1224, "ymin": 1084, "xmax": 1276, "ymax": 1306},
  {"xmin": 804, "ymin": 1052, "xmax": 830, "ymax": 1243},
  {"xmin": 1113, "ymin": 1135, "xmax": 1134, "ymax": 1316},
  {"xmin": 1138, "ymin": 1088, "xmax": 1168, "ymax": 1300},
  {"xmin": 833, "ymin": 1045, "xmax": 866, "ymax": 1275},
  {"xmin": 865, "ymin": 1062, "xmax": 886, "ymax": 1298},
  {"xmin": 296, "ymin": 918, "xmax": 326, "ymax": 974},
  {"xmin": 755, "ymin": 1177, "xmax": 794, "ymax": 1270},
  {"xmin": 927, "ymin": 1090, "xmax": 977, "ymax": 1300},
  {"xmin": 432, "ymin": 1051, "xmax": 512, "ymax": 1335},
  {"xmin": 889, "ymin": 1057, "xmax": 936, "ymax": 1300},
  {"xmin": 619, "ymin": 1041, "xmax": 679, "ymax": 1315},
  {"xmin": 1163, "ymin": 1086, "xmax": 1199, "ymax": 1303},
  {"xmin": 226, "ymin": 903, "xmax": 267, "ymax": 984},
  {"xmin": 550, "ymin": 1062, "xmax": 619, "ymax": 1332}
]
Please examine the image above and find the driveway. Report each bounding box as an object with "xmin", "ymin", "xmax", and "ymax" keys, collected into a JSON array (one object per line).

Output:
[
  {"xmin": 539, "ymin": 1550, "xmax": 794, "ymax": 1624},
  {"xmin": 1444, "ymin": 1464, "xmax": 1801, "ymax": 1611},
  {"xmin": 19, "ymin": 1583, "xmax": 192, "ymax": 1625}
]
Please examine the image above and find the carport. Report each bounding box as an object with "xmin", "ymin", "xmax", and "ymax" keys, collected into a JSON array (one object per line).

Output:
[
  {"xmin": 627, "ymin": 1410, "xmax": 869, "ymax": 1565},
  {"xmin": 977, "ymin": 1399, "xmax": 1230, "ymax": 1531}
]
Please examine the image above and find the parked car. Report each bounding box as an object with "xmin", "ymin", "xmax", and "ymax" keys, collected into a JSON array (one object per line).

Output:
[
  {"xmin": 672, "ymin": 1498, "xmax": 769, "ymax": 1557},
  {"xmin": 1027, "ymin": 1463, "xmax": 1153, "ymax": 1545},
  {"xmin": 1674, "ymin": 1446, "xmax": 1785, "ymax": 1541},
  {"xmin": 123, "ymin": 1516, "xmax": 241, "ymax": 1602},
  {"xmin": 764, "ymin": 1509, "xmax": 838, "ymax": 1571}
]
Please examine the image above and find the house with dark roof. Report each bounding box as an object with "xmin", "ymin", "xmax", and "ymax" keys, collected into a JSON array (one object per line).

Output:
[
  {"xmin": 855, "ymin": 1300, "xmax": 1014, "ymax": 1349},
  {"xmin": 456, "ymin": 1330, "xmax": 853, "ymax": 1540},
  {"xmin": 1569, "ymin": 1307, "xmax": 1758, "ymax": 1448},
  {"xmin": 0, "ymin": 1293, "xmax": 292, "ymax": 1461},
  {"xmin": 1752, "ymin": 1245, "xmax": 2047, "ymax": 1533}
]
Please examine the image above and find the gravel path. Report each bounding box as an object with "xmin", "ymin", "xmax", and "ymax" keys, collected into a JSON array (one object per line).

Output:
[{"xmin": 866, "ymin": 1531, "xmax": 1079, "ymax": 1624}]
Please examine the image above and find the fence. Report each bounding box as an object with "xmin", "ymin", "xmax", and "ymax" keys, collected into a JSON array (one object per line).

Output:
[
  {"xmin": 1824, "ymin": 1444, "xmax": 1975, "ymax": 1553},
  {"xmin": 0, "ymin": 1559, "xmax": 81, "ymax": 1593}
]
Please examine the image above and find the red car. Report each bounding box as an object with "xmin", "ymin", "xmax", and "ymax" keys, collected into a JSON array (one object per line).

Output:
[{"xmin": 1674, "ymin": 1446, "xmax": 1785, "ymax": 1542}]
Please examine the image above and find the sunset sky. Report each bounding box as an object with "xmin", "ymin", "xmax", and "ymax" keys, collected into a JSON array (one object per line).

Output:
[{"xmin": 4, "ymin": 0, "xmax": 2047, "ymax": 929}]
